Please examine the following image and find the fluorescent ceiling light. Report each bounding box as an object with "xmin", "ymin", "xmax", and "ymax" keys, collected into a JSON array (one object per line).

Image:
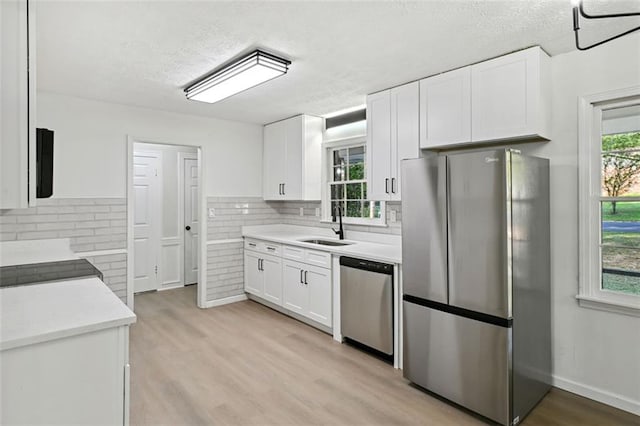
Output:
[{"xmin": 185, "ymin": 50, "xmax": 291, "ymax": 104}]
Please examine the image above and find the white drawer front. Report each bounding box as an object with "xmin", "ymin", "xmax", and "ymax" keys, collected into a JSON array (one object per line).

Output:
[
  {"xmin": 282, "ymin": 245, "xmax": 305, "ymax": 261},
  {"xmin": 244, "ymin": 238, "xmax": 281, "ymax": 255},
  {"xmin": 304, "ymin": 249, "xmax": 331, "ymax": 269},
  {"xmin": 244, "ymin": 238, "xmax": 261, "ymax": 252},
  {"xmin": 263, "ymin": 242, "xmax": 281, "ymax": 256}
]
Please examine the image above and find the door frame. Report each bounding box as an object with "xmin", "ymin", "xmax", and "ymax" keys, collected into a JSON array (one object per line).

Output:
[{"xmin": 126, "ymin": 136, "xmax": 208, "ymax": 310}]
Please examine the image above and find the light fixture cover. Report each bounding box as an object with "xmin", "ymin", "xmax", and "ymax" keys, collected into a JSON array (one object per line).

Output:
[{"xmin": 185, "ymin": 50, "xmax": 291, "ymax": 104}]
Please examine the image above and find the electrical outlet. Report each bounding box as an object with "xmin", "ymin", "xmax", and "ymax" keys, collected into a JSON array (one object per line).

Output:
[
  {"xmin": 208, "ymin": 208, "xmax": 216, "ymax": 218},
  {"xmin": 299, "ymin": 207, "xmax": 304, "ymax": 216},
  {"xmin": 390, "ymin": 209, "xmax": 397, "ymax": 223},
  {"xmin": 315, "ymin": 207, "xmax": 320, "ymax": 217}
]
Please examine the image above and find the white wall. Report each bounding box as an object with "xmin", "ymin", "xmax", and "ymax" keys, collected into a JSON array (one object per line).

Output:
[
  {"xmin": 37, "ymin": 92, "xmax": 263, "ymax": 198},
  {"xmin": 523, "ymin": 33, "xmax": 640, "ymax": 413}
]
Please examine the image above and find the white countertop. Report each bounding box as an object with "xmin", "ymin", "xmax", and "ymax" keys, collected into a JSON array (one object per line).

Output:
[
  {"xmin": 242, "ymin": 224, "xmax": 402, "ymax": 264},
  {"xmin": 0, "ymin": 277, "xmax": 136, "ymax": 351}
]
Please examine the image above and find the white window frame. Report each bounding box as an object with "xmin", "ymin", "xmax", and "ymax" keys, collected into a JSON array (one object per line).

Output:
[
  {"xmin": 321, "ymin": 136, "xmax": 386, "ymax": 227},
  {"xmin": 577, "ymin": 86, "xmax": 640, "ymax": 317}
]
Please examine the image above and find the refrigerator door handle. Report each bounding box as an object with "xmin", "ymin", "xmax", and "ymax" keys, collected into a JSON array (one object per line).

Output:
[{"xmin": 438, "ymin": 156, "xmax": 448, "ymax": 302}]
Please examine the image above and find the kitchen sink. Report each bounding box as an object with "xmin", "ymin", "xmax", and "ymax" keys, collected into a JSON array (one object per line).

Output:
[{"xmin": 300, "ymin": 239, "xmax": 353, "ymax": 247}]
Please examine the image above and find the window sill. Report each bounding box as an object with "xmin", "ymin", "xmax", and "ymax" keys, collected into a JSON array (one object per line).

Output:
[
  {"xmin": 319, "ymin": 219, "xmax": 388, "ymax": 228},
  {"xmin": 576, "ymin": 295, "xmax": 640, "ymax": 318}
]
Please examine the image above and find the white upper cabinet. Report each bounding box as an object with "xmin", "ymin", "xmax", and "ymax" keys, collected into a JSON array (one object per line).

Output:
[
  {"xmin": 419, "ymin": 46, "xmax": 551, "ymax": 149},
  {"xmin": 262, "ymin": 121, "xmax": 286, "ymax": 200},
  {"xmin": 263, "ymin": 114, "xmax": 323, "ymax": 201},
  {"xmin": 367, "ymin": 81, "xmax": 419, "ymax": 201},
  {"xmin": 471, "ymin": 46, "xmax": 551, "ymax": 143},
  {"xmin": 390, "ymin": 81, "xmax": 420, "ymax": 201},
  {"xmin": 419, "ymin": 67, "xmax": 471, "ymax": 149},
  {"xmin": 367, "ymin": 90, "xmax": 392, "ymax": 201},
  {"xmin": 1, "ymin": 0, "xmax": 36, "ymax": 209}
]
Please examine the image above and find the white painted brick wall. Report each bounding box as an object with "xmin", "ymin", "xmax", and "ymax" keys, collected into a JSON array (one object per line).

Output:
[
  {"xmin": 204, "ymin": 196, "xmax": 402, "ymax": 303},
  {"xmin": 2, "ymin": 196, "xmax": 402, "ymax": 305},
  {"xmin": 80, "ymin": 253, "xmax": 128, "ymax": 304},
  {"xmin": 0, "ymin": 198, "xmax": 127, "ymax": 252}
]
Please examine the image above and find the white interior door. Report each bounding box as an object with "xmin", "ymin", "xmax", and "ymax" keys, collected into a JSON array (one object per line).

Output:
[
  {"xmin": 133, "ymin": 152, "xmax": 161, "ymax": 293},
  {"xmin": 184, "ymin": 157, "xmax": 199, "ymax": 285}
]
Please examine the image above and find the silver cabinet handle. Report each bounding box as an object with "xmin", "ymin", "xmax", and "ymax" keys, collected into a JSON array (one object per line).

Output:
[
  {"xmin": 300, "ymin": 270, "xmax": 304, "ymax": 284},
  {"xmin": 267, "ymin": 246, "xmax": 276, "ymax": 251},
  {"xmin": 282, "ymin": 183, "xmax": 285, "ymax": 195},
  {"xmin": 257, "ymin": 258, "xmax": 261, "ymax": 271},
  {"xmin": 278, "ymin": 184, "xmax": 282, "ymax": 195},
  {"xmin": 385, "ymin": 178, "xmax": 390, "ymax": 194},
  {"xmin": 248, "ymin": 242, "xmax": 256, "ymax": 247},
  {"xmin": 304, "ymin": 271, "xmax": 308, "ymax": 285},
  {"xmin": 391, "ymin": 177, "xmax": 396, "ymax": 193},
  {"xmin": 260, "ymin": 259, "xmax": 264, "ymax": 271}
]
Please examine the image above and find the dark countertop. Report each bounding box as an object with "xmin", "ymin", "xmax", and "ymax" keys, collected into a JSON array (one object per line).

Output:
[{"xmin": 0, "ymin": 259, "xmax": 103, "ymax": 288}]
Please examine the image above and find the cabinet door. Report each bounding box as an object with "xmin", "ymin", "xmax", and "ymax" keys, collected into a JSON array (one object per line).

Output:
[
  {"xmin": 283, "ymin": 115, "xmax": 303, "ymax": 200},
  {"xmin": 244, "ymin": 251, "xmax": 263, "ymax": 296},
  {"xmin": 419, "ymin": 67, "xmax": 471, "ymax": 149},
  {"xmin": 0, "ymin": 0, "xmax": 34, "ymax": 209},
  {"xmin": 282, "ymin": 260, "xmax": 307, "ymax": 315},
  {"xmin": 471, "ymin": 48, "xmax": 539, "ymax": 142},
  {"xmin": 305, "ymin": 265, "xmax": 332, "ymax": 327},
  {"xmin": 390, "ymin": 82, "xmax": 420, "ymax": 201},
  {"xmin": 263, "ymin": 121, "xmax": 286, "ymax": 200},
  {"xmin": 366, "ymin": 90, "xmax": 392, "ymax": 201},
  {"xmin": 262, "ymin": 254, "xmax": 283, "ymax": 306}
]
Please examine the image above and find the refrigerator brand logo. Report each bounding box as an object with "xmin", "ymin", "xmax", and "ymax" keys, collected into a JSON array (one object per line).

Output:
[{"xmin": 485, "ymin": 157, "xmax": 500, "ymax": 163}]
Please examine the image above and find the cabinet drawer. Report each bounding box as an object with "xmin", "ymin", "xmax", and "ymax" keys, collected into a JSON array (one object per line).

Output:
[
  {"xmin": 244, "ymin": 238, "xmax": 262, "ymax": 252},
  {"xmin": 282, "ymin": 245, "xmax": 331, "ymax": 268},
  {"xmin": 304, "ymin": 249, "xmax": 331, "ymax": 269},
  {"xmin": 282, "ymin": 245, "xmax": 305, "ymax": 261},
  {"xmin": 244, "ymin": 238, "xmax": 282, "ymax": 256},
  {"xmin": 263, "ymin": 242, "xmax": 281, "ymax": 256}
]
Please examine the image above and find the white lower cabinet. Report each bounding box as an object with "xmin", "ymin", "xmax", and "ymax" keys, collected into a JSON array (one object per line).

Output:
[
  {"xmin": 244, "ymin": 250, "xmax": 282, "ymax": 305},
  {"xmin": 244, "ymin": 239, "xmax": 332, "ymax": 329},
  {"xmin": 282, "ymin": 260, "xmax": 332, "ymax": 327},
  {"xmin": 262, "ymin": 255, "xmax": 283, "ymax": 305},
  {"xmin": 244, "ymin": 251, "xmax": 263, "ymax": 296},
  {"xmin": 305, "ymin": 265, "xmax": 332, "ymax": 326},
  {"xmin": 282, "ymin": 260, "xmax": 308, "ymax": 314},
  {"xmin": 1, "ymin": 326, "xmax": 130, "ymax": 425}
]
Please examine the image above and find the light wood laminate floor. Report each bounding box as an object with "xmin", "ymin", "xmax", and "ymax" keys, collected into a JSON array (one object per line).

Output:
[{"xmin": 130, "ymin": 286, "xmax": 639, "ymax": 425}]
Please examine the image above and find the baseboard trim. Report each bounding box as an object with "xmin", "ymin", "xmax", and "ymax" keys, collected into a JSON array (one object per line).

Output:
[
  {"xmin": 202, "ymin": 294, "xmax": 247, "ymax": 308},
  {"xmin": 206, "ymin": 238, "xmax": 243, "ymax": 246},
  {"xmin": 552, "ymin": 374, "xmax": 640, "ymax": 416},
  {"xmin": 158, "ymin": 284, "xmax": 184, "ymax": 292}
]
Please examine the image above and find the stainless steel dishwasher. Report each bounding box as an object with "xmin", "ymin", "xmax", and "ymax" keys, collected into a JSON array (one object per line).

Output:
[{"xmin": 340, "ymin": 256, "xmax": 394, "ymax": 356}]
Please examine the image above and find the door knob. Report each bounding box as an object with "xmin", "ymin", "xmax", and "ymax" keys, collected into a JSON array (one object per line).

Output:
[{"xmin": 185, "ymin": 226, "xmax": 191, "ymax": 231}]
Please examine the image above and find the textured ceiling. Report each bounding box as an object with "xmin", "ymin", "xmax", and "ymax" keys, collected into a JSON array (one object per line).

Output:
[{"xmin": 36, "ymin": 0, "xmax": 640, "ymax": 125}]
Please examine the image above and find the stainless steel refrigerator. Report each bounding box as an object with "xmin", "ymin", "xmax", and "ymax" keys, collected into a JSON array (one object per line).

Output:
[{"xmin": 401, "ymin": 149, "xmax": 551, "ymax": 426}]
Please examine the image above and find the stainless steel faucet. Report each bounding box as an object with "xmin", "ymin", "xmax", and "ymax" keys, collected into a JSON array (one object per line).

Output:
[{"xmin": 332, "ymin": 204, "xmax": 344, "ymax": 240}]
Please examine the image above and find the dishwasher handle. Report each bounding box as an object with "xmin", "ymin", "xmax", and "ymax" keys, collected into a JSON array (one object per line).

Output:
[{"xmin": 339, "ymin": 256, "xmax": 394, "ymax": 275}]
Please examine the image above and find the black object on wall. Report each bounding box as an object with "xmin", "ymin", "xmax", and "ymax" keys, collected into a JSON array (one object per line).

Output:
[
  {"xmin": 325, "ymin": 109, "xmax": 366, "ymax": 130},
  {"xmin": 36, "ymin": 128, "xmax": 54, "ymax": 198}
]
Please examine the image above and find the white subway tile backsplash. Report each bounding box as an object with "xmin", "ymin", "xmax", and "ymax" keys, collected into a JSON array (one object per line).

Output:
[
  {"xmin": 0, "ymin": 198, "xmax": 127, "ymax": 252},
  {"xmin": 81, "ymin": 252, "xmax": 127, "ymax": 303},
  {"xmin": 2, "ymin": 196, "xmax": 402, "ymax": 306},
  {"xmin": 203, "ymin": 197, "xmax": 403, "ymax": 303}
]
